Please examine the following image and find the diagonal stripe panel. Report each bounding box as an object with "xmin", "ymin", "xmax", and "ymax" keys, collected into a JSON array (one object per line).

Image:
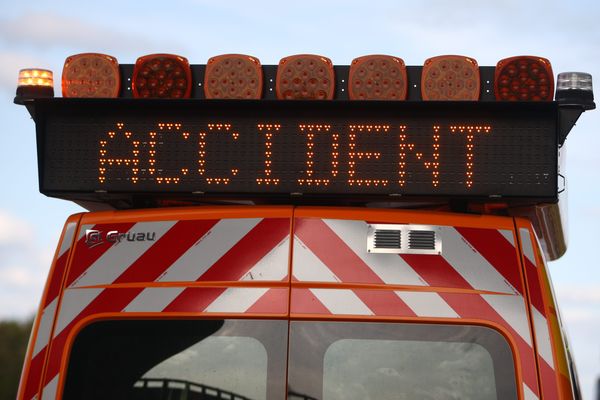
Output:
[
  {"xmin": 69, "ymin": 221, "xmax": 176, "ymax": 288},
  {"xmin": 440, "ymin": 227, "xmax": 519, "ymax": 294},
  {"xmin": 456, "ymin": 227, "xmax": 524, "ymax": 294},
  {"xmin": 322, "ymin": 219, "xmax": 428, "ymax": 286},
  {"xmin": 198, "ymin": 218, "xmax": 290, "ymax": 282},
  {"xmin": 292, "ymin": 236, "xmax": 341, "ymax": 282},
  {"xmin": 395, "ymin": 291, "xmax": 459, "ymax": 318},
  {"xmin": 114, "ymin": 219, "xmax": 219, "ymax": 284},
  {"xmin": 66, "ymin": 222, "xmax": 136, "ymax": 287},
  {"xmin": 291, "ymin": 288, "xmax": 332, "ymax": 315},
  {"xmin": 310, "ymin": 289, "xmax": 374, "ymax": 315},
  {"xmin": 156, "ymin": 218, "xmax": 262, "ymax": 282},
  {"xmin": 294, "ymin": 218, "xmax": 416, "ymax": 316},
  {"xmin": 240, "ymin": 236, "xmax": 291, "ymax": 281}
]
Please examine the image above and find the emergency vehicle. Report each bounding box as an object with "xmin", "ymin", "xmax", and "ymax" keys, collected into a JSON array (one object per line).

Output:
[{"xmin": 13, "ymin": 53, "xmax": 594, "ymax": 400}]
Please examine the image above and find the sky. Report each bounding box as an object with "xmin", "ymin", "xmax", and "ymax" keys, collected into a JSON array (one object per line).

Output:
[{"xmin": 0, "ymin": 0, "xmax": 599, "ymax": 397}]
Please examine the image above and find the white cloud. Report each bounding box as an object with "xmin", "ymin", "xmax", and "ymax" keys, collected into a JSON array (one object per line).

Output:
[
  {"xmin": 0, "ymin": 51, "xmax": 46, "ymax": 92},
  {"xmin": 0, "ymin": 264, "xmax": 45, "ymax": 288},
  {"xmin": 557, "ymin": 285, "xmax": 600, "ymax": 304},
  {"xmin": 0, "ymin": 209, "xmax": 33, "ymax": 246},
  {"xmin": 0, "ymin": 12, "xmax": 158, "ymax": 53},
  {"xmin": 0, "ymin": 210, "xmax": 51, "ymax": 319}
]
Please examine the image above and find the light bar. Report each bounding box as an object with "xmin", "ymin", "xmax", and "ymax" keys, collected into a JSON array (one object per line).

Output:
[
  {"xmin": 421, "ymin": 55, "xmax": 480, "ymax": 101},
  {"xmin": 62, "ymin": 53, "xmax": 120, "ymax": 98},
  {"xmin": 495, "ymin": 56, "xmax": 553, "ymax": 101},
  {"xmin": 14, "ymin": 69, "xmax": 54, "ymax": 104},
  {"xmin": 555, "ymin": 72, "xmax": 594, "ymax": 106},
  {"xmin": 276, "ymin": 54, "xmax": 335, "ymax": 100},
  {"xmin": 349, "ymin": 55, "xmax": 407, "ymax": 100},
  {"xmin": 18, "ymin": 68, "xmax": 53, "ymax": 87},
  {"xmin": 132, "ymin": 54, "xmax": 191, "ymax": 98},
  {"xmin": 204, "ymin": 54, "xmax": 263, "ymax": 99}
]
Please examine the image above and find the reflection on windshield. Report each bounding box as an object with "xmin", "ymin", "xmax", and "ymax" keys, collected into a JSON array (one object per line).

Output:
[
  {"xmin": 323, "ymin": 339, "xmax": 496, "ymax": 400},
  {"xmin": 288, "ymin": 322, "xmax": 518, "ymax": 400},
  {"xmin": 140, "ymin": 336, "xmax": 267, "ymax": 399},
  {"xmin": 63, "ymin": 319, "xmax": 287, "ymax": 400},
  {"xmin": 132, "ymin": 378, "xmax": 255, "ymax": 400}
]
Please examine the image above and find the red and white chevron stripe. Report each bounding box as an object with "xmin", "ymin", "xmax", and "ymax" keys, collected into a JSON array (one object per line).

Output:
[
  {"xmin": 519, "ymin": 227, "xmax": 561, "ymax": 400},
  {"xmin": 38, "ymin": 217, "xmax": 290, "ymax": 400},
  {"xmin": 28, "ymin": 211, "xmax": 562, "ymax": 400},
  {"xmin": 20, "ymin": 221, "xmax": 77, "ymax": 400},
  {"xmin": 291, "ymin": 218, "xmax": 547, "ymax": 399}
]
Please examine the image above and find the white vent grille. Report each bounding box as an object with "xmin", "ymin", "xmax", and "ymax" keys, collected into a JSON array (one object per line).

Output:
[{"xmin": 367, "ymin": 224, "xmax": 442, "ymax": 255}]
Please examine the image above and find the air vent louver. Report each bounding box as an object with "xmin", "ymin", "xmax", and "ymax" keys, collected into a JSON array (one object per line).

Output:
[
  {"xmin": 409, "ymin": 230, "xmax": 436, "ymax": 250},
  {"xmin": 367, "ymin": 224, "xmax": 442, "ymax": 255},
  {"xmin": 374, "ymin": 230, "xmax": 401, "ymax": 249}
]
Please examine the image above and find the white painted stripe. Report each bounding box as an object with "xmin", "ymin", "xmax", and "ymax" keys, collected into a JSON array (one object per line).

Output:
[
  {"xmin": 77, "ymin": 224, "xmax": 92, "ymax": 242},
  {"xmin": 204, "ymin": 288, "xmax": 269, "ymax": 313},
  {"xmin": 32, "ymin": 298, "xmax": 58, "ymax": 357},
  {"xmin": 520, "ymin": 228, "xmax": 536, "ymax": 266},
  {"xmin": 532, "ymin": 307, "xmax": 555, "ymax": 369},
  {"xmin": 499, "ymin": 229, "xmax": 516, "ymax": 247},
  {"xmin": 442, "ymin": 227, "xmax": 519, "ymax": 295},
  {"xmin": 395, "ymin": 291, "xmax": 459, "ymax": 318},
  {"xmin": 70, "ymin": 221, "xmax": 176, "ymax": 287},
  {"xmin": 123, "ymin": 287, "xmax": 184, "ymax": 313},
  {"xmin": 310, "ymin": 289, "xmax": 374, "ymax": 315},
  {"xmin": 523, "ymin": 382, "xmax": 539, "ymax": 400},
  {"xmin": 241, "ymin": 236, "xmax": 289, "ymax": 281},
  {"xmin": 157, "ymin": 218, "xmax": 262, "ymax": 282},
  {"xmin": 483, "ymin": 294, "xmax": 532, "ymax": 345},
  {"xmin": 292, "ymin": 236, "xmax": 341, "ymax": 282},
  {"xmin": 54, "ymin": 288, "xmax": 103, "ymax": 337},
  {"xmin": 58, "ymin": 222, "xmax": 77, "ymax": 258},
  {"xmin": 41, "ymin": 374, "xmax": 59, "ymax": 400},
  {"xmin": 323, "ymin": 219, "xmax": 427, "ymax": 286}
]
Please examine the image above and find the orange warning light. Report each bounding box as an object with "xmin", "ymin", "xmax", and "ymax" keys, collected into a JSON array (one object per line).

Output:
[
  {"xmin": 18, "ymin": 68, "xmax": 53, "ymax": 88},
  {"xmin": 421, "ymin": 55, "xmax": 480, "ymax": 101},
  {"xmin": 132, "ymin": 54, "xmax": 192, "ymax": 99},
  {"xmin": 349, "ymin": 55, "xmax": 407, "ymax": 100},
  {"xmin": 62, "ymin": 53, "xmax": 120, "ymax": 98},
  {"xmin": 204, "ymin": 54, "xmax": 263, "ymax": 99},
  {"xmin": 495, "ymin": 56, "xmax": 554, "ymax": 101},
  {"xmin": 276, "ymin": 54, "xmax": 335, "ymax": 100}
]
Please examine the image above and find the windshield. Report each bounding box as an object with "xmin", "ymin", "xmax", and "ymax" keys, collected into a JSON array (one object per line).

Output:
[
  {"xmin": 288, "ymin": 322, "xmax": 517, "ymax": 400},
  {"xmin": 63, "ymin": 319, "xmax": 287, "ymax": 400},
  {"xmin": 63, "ymin": 320, "xmax": 517, "ymax": 400}
]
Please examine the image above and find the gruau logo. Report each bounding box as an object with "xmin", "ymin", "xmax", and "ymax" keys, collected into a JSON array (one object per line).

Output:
[{"xmin": 85, "ymin": 229, "xmax": 157, "ymax": 248}]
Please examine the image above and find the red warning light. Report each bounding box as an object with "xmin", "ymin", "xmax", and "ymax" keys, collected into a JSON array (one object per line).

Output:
[
  {"xmin": 421, "ymin": 55, "xmax": 480, "ymax": 100},
  {"xmin": 349, "ymin": 55, "xmax": 407, "ymax": 100},
  {"xmin": 132, "ymin": 54, "xmax": 191, "ymax": 99},
  {"xmin": 204, "ymin": 54, "xmax": 263, "ymax": 99},
  {"xmin": 276, "ymin": 54, "xmax": 335, "ymax": 100},
  {"xmin": 62, "ymin": 53, "xmax": 120, "ymax": 98},
  {"xmin": 495, "ymin": 56, "xmax": 554, "ymax": 101}
]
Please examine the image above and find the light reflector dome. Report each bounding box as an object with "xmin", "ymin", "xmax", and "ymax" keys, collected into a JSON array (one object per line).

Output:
[
  {"xmin": 133, "ymin": 54, "xmax": 191, "ymax": 99},
  {"xmin": 349, "ymin": 55, "xmax": 407, "ymax": 100},
  {"xmin": 495, "ymin": 56, "xmax": 553, "ymax": 101},
  {"xmin": 276, "ymin": 54, "xmax": 335, "ymax": 100},
  {"xmin": 204, "ymin": 54, "xmax": 263, "ymax": 99},
  {"xmin": 62, "ymin": 53, "xmax": 120, "ymax": 98},
  {"xmin": 421, "ymin": 55, "xmax": 480, "ymax": 101}
]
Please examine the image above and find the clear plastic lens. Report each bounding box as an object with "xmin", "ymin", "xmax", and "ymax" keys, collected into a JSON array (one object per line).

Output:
[
  {"xmin": 18, "ymin": 68, "xmax": 53, "ymax": 87},
  {"xmin": 557, "ymin": 72, "xmax": 593, "ymax": 91}
]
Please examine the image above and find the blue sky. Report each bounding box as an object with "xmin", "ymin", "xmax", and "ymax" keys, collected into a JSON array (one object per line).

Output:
[{"xmin": 1, "ymin": 0, "xmax": 599, "ymax": 397}]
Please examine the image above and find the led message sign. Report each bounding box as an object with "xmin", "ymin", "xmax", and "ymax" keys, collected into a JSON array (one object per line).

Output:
[{"xmin": 36, "ymin": 99, "xmax": 558, "ymax": 200}]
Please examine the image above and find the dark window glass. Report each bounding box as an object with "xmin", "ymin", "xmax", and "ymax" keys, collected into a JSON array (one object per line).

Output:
[
  {"xmin": 288, "ymin": 322, "xmax": 518, "ymax": 400},
  {"xmin": 63, "ymin": 319, "xmax": 287, "ymax": 400}
]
